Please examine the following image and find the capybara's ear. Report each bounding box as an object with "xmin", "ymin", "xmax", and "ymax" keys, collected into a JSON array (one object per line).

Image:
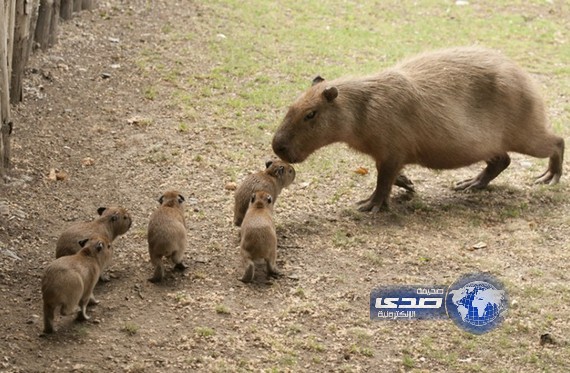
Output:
[
  {"xmin": 312, "ymin": 76, "xmax": 325, "ymax": 86},
  {"xmin": 95, "ymin": 242, "xmax": 104, "ymax": 252},
  {"xmin": 97, "ymin": 207, "xmax": 107, "ymax": 216},
  {"xmin": 78, "ymin": 238, "xmax": 89, "ymax": 248},
  {"xmin": 323, "ymin": 86, "xmax": 338, "ymax": 102},
  {"xmin": 177, "ymin": 194, "xmax": 185, "ymax": 204},
  {"xmin": 265, "ymin": 159, "xmax": 274, "ymax": 168},
  {"xmin": 111, "ymin": 214, "xmax": 118, "ymax": 222},
  {"xmin": 276, "ymin": 166, "xmax": 285, "ymax": 176},
  {"xmin": 250, "ymin": 193, "xmax": 256, "ymax": 204},
  {"xmin": 158, "ymin": 195, "xmax": 164, "ymax": 205},
  {"xmin": 267, "ymin": 195, "xmax": 273, "ymax": 204}
]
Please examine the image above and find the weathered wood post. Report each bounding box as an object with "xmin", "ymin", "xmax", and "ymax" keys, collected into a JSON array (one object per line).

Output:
[
  {"xmin": 60, "ymin": 0, "xmax": 71, "ymax": 19},
  {"xmin": 81, "ymin": 0, "xmax": 94, "ymax": 11},
  {"xmin": 0, "ymin": 0, "xmax": 14, "ymax": 175},
  {"xmin": 72, "ymin": 0, "xmax": 79, "ymax": 12},
  {"xmin": 34, "ymin": 0, "xmax": 53, "ymax": 50},
  {"xmin": 47, "ymin": 0, "xmax": 59, "ymax": 46},
  {"xmin": 10, "ymin": 0, "xmax": 35, "ymax": 104}
]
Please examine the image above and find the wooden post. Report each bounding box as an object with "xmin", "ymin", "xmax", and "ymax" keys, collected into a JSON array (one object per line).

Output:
[
  {"xmin": 47, "ymin": 0, "xmax": 59, "ymax": 47},
  {"xmin": 72, "ymin": 0, "xmax": 80, "ymax": 12},
  {"xmin": 34, "ymin": 0, "xmax": 53, "ymax": 50},
  {"xmin": 0, "ymin": 0, "xmax": 13, "ymax": 175},
  {"xmin": 60, "ymin": 0, "xmax": 71, "ymax": 19},
  {"xmin": 10, "ymin": 0, "xmax": 34, "ymax": 103},
  {"xmin": 6, "ymin": 0, "xmax": 16, "ymax": 78},
  {"xmin": 81, "ymin": 0, "xmax": 94, "ymax": 11}
]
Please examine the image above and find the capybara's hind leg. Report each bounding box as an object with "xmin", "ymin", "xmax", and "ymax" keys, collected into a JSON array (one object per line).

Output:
[
  {"xmin": 455, "ymin": 154, "xmax": 511, "ymax": 191},
  {"xmin": 76, "ymin": 299, "xmax": 90, "ymax": 321},
  {"xmin": 43, "ymin": 303, "xmax": 55, "ymax": 334},
  {"xmin": 266, "ymin": 250, "xmax": 281, "ymax": 278},
  {"xmin": 535, "ymin": 137, "xmax": 564, "ymax": 185},
  {"xmin": 148, "ymin": 254, "xmax": 165, "ymax": 283},
  {"xmin": 171, "ymin": 249, "xmax": 187, "ymax": 271}
]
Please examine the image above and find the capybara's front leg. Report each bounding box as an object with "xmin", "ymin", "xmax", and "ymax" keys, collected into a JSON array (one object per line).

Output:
[{"xmin": 358, "ymin": 161, "xmax": 401, "ymax": 213}]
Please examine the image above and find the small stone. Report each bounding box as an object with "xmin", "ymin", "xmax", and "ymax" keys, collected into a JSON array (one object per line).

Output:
[
  {"xmin": 81, "ymin": 157, "xmax": 95, "ymax": 167},
  {"xmin": 455, "ymin": 0, "xmax": 469, "ymax": 5},
  {"xmin": 468, "ymin": 242, "xmax": 487, "ymax": 251},
  {"xmin": 225, "ymin": 182, "xmax": 237, "ymax": 191},
  {"xmin": 101, "ymin": 73, "xmax": 111, "ymax": 79}
]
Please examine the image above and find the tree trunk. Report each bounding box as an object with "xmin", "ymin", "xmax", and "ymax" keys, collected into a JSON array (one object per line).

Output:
[
  {"xmin": 6, "ymin": 0, "xmax": 16, "ymax": 79},
  {"xmin": 73, "ymin": 0, "xmax": 80, "ymax": 12},
  {"xmin": 60, "ymin": 0, "xmax": 71, "ymax": 19},
  {"xmin": 10, "ymin": 0, "xmax": 34, "ymax": 104},
  {"xmin": 34, "ymin": 0, "xmax": 53, "ymax": 50}
]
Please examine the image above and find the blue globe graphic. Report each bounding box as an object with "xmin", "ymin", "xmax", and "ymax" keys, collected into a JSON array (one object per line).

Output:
[
  {"xmin": 456, "ymin": 281, "xmax": 501, "ymax": 326},
  {"xmin": 447, "ymin": 274, "xmax": 508, "ymax": 334}
]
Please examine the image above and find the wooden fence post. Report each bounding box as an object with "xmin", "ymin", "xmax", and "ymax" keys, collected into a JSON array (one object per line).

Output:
[
  {"xmin": 34, "ymin": 0, "xmax": 53, "ymax": 50},
  {"xmin": 10, "ymin": 0, "xmax": 35, "ymax": 103},
  {"xmin": 60, "ymin": 0, "xmax": 71, "ymax": 19},
  {"xmin": 1, "ymin": 0, "xmax": 14, "ymax": 175}
]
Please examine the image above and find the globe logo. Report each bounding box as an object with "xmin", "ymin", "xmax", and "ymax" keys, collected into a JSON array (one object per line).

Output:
[{"xmin": 446, "ymin": 273, "xmax": 508, "ymax": 334}]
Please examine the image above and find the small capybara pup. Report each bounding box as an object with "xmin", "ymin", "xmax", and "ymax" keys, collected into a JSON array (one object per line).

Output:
[
  {"xmin": 272, "ymin": 46, "xmax": 565, "ymax": 212},
  {"xmin": 234, "ymin": 159, "xmax": 296, "ymax": 227},
  {"xmin": 42, "ymin": 237, "xmax": 110, "ymax": 334},
  {"xmin": 56, "ymin": 206, "xmax": 132, "ymax": 281},
  {"xmin": 147, "ymin": 191, "xmax": 187, "ymax": 283},
  {"xmin": 240, "ymin": 191, "xmax": 280, "ymax": 283}
]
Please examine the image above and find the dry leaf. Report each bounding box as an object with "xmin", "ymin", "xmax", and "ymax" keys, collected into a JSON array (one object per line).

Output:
[{"xmin": 354, "ymin": 167, "xmax": 369, "ymax": 175}]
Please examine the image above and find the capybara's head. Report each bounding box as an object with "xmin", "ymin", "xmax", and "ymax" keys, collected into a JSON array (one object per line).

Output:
[
  {"xmin": 158, "ymin": 190, "xmax": 185, "ymax": 208},
  {"xmin": 97, "ymin": 206, "xmax": 132, "ymax": 236},
  {"xmin": 272, "ymin": 76, "xmax": 340, "ymax": 163},
  {"xmin": 78, "ymin": 236, "xmax": 111, "ymax": 266},
  {"xmin": 250, "ymin": 191, "xmax": 273, "ymax": 210},
  {"xmin": 265, "ymin": 159, "xmax": 296, "ymax": 188}
]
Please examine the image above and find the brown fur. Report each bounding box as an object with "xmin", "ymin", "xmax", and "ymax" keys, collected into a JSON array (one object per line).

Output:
[
  {"xmin": 234, "ymin": 159, "xmax": 295, "ymax": 226},
  {"xmin": 42, "ymin": 237, "xmax": 110, "ymax": 334},
  {"xmin": 147, "ymin": 190, "xmax": 187, "ymax": 283},
  {"xmin": 239, "ymin": 191, "xmax": 280, "ymax": 283},
  {"xmin": 55, "ymin": 206, "xmax": 132, "ymax": 280},
  {"xmin": 272, "ymin": 46, "xmax": 564, "ymax": 212}
]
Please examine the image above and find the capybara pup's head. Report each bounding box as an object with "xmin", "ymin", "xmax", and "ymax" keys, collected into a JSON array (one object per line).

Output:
[
  {"xmin": 265, "ymin": 159, "xmax": 296, "ymax": 188},
  {"xmin": 97, "ymin": 206, "xmax": 132, "ymax": 236},
  {"xmin": 158, "ymin": 190, "xmax": 185, "ymax": 208}
]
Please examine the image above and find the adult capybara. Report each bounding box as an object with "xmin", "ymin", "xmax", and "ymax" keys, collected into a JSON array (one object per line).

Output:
[
  {"xmin": 42, "ymin": 237, "xmax": 110, "ymax": 334},
  {"xmin": 56, "ymin": 206, "xmax": 132, "ymax": 280},
  {"xmin": 239, "ymin": 191, "xmax": 280, "ymax": 283},
  {"xmin": 147, "ymin": 191, "xmax": 187, "ymax": 283},
  {"xmin": 272, "ymin": 46, "xmax": 564, "ymax": 212},
  {"xmin": 233, "ymin": 159, "xmax": 296, "ymax": 227}
]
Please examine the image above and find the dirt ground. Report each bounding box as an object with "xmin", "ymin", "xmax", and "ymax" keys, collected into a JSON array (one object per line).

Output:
[{"xmin": 1, "ymin": 1, "xmax": 569, "ymax": 372}]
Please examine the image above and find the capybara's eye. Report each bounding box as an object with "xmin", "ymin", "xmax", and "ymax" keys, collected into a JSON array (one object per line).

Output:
[{"xmin": 304, "ymin": 111, "xmax": 317, "ymax": 121}]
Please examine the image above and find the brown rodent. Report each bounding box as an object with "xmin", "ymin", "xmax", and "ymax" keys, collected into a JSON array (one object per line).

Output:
[
  {"xmin": 239, "ymin": 191, "xmax": 280, "ymax": 283},
  {"xmin": 272, "ymin": 46, "xmax": 565, "ymax": 212},
  {"xmin": 234, "ymin": 159, "xmax": 296, "ymax": 227},
  {"xmin": 147, "ymin": 191, "xmax": 187, "ymax": 283},
  {"xmin": 55, "ymin": 206, "xmax": 132, "ymax": 280},
  {"xmin": 42, "ymin": 237, "xmax": 110, "ymax": 334}
]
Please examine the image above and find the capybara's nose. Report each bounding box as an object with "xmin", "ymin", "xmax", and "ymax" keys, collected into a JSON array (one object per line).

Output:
[{"xmin": 271, "ymin": 135, "xmax": 288, "ymax": 159}]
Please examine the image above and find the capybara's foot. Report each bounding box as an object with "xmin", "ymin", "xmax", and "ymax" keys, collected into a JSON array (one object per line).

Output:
[
  {"xmin": 88, "ymin": 296, "xmax": 100, "ymax": 306},
  {"xmin": 357, "ymin": 198, "xmax": 389, "ymax": 213},
  {"xmin": 268, "ymin": 269, "xmax": 282, "ymax": 278},
  {"xmin": 148, "ymin": 276, "xmax": 162, "ymax": 283},
  {"xmin": 76, "ymin": 311, "xmax": 90, "ymax": 322},
  {"xmin": 99, "ymin": 273, "xmax": 111, "ymax": 282},
  {"xmin": 454, "ymin": 178, "xmax": 488, "ymax": 191},
  {"xmin": 174, "ymin": 262, "xmax": 187, "ymax": 271},
  {"xmin": 395, "ymin": 174, "xmax": 415, "ymax": 192},
  {"xmin": 534, "ymin": 170, "xmax": 561, "ymax": 185}
]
